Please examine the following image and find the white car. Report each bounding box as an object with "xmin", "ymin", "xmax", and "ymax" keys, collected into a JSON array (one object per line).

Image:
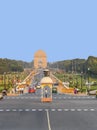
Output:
[
  {"xmin": 88, "ymin": 90, "xmax": 97, "ymax": 95},
  {"xmin": 36, "ymin": 85, "xmax": 41, "ymax": 89}
]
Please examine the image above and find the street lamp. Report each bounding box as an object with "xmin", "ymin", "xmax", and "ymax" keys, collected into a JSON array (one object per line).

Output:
[
  {"xmin": 87, "ymin": 68, "xmax": 90, "ymax": 94},
  {"xmin": 3, "ymin": 72, "xmax": 6, "ymax": 90},
  {"xmin": 88, "ymin": 68, "xmax": 90, "ymax": 84},
  {"xmin": 80, "ymin": 72, "xmax": 83, "ymax": 92}
]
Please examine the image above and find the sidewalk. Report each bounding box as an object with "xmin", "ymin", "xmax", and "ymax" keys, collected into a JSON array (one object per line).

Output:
[
  {"xmin": 65, "ymin": 92, "xmax": 87, "ymax": 96},
  {"xmin": 7, "ymin": 93, "xmax": 19, "ymax": 96}
]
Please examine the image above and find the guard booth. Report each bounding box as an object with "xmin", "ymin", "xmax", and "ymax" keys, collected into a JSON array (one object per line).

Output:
[{"xmin": 40, "ymin": 76, "xmax": 53, "ymax": 102}]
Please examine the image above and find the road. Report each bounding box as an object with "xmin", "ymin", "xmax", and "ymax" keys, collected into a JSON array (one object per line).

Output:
[{"xmin": 0, "ymin": 93, "xmax": 97, "ymax": 130}]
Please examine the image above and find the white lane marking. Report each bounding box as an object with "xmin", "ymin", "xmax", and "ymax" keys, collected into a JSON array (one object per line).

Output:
[
  {"xmin": 84, "ymin": 109, "xmax": 88, "ymax": 111},
  {"xmin": 92, "ymin": 97, "xmax": 95, "ymax": 99},
  {"xmin": 46, "ymin": 109, "xmax": 52, "ymax": 130},
  {"xmin": 51, "ymin": 109, "xmax": 56, "ymax": 111},
  {"xmin": 25, "ymin": 109, "xmax": 30, "ymax": 111},
  {"xmin": 57, "ymin": 109, "xmax": 62, "ymax": 111},
  {"xmin": 0, "ymin": 108, "xmax": 96, "ymax": 112},
  {"xmin": 32, "ymin": 109, "xmax": 36, "ymax": 111},
  {"xmin": 12, "ymin": 109, "xmax": 17, "ymax": 111},
  {"xmin": 64, "ymin": 109, "xmax": 69, "ymax": 111},
  {"xmin": 6, "ymin": 109, "xmax": 10, "ymax": 111},
  {"xmin": 90, "ymin": 109, "xmax": 95, "ymax": 111},
  {"xmin": 77, "ymin": 109, "xmax": 82, "ymax": 111},
  {"xmin": 0, "ymin": 109, "xmax": 4, "ymax": 111},
  {"xmin": 18, "ymin": 109, "xmax": 23, "ymax": 112},
  {"xmin": 38, "ymin": 109, "xmax": 43, "ymax": 111},
  {"xmin": 3, "ymin": 96, "xmax": 96, "ymax": 100},
  {"xmin": 71, "ymin": 109, "xmax": 75, "ymax": 111}
]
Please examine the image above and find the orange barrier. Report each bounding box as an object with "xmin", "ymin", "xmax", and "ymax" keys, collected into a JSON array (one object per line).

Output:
[
  {"xmin": 41, "ymin": 98, "xmax": 52, "ymax": 102},
  {"xmin": 57, "ymin": 85, "xmax": 74, "ymax": 93},
  {"xmin": 61, "ymin": 88, "xmax": 74, "ymax": 93}
]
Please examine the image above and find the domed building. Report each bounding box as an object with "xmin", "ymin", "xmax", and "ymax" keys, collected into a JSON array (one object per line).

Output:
[{"xmin": 34, "ymin": 50, "xmax": 47, "ymax": 69}]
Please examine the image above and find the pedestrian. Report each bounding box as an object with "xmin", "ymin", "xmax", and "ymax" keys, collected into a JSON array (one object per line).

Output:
[
  {"xmin": 74, "ymin": 88, "xmax": 77, "ymax": 94},
  {"xmin": 45, "ymin": 88, "xmax": 48, "ymax": 98}
]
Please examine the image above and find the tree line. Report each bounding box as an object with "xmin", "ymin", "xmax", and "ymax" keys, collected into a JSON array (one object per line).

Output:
[
  {"xmin": 0, "ymin": 58, "xmax": 33, "ymax": 74},
  {"xmin": 48, "ymin": 56, "xmax": 97, "ymax": 76},
  {"xmin": 0, "ymin": 56, "xmax": 97, "ymax": 76}
]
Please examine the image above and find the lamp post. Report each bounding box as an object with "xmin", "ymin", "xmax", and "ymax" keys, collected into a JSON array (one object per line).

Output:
[
  {"xmin": 3, "ymin": 72, "xmax": 6, "ymax": 90},
  {"xmin": 87, "ymin": 68, "xmax": 90, "ymax": 94},
  {"xmin": 80, "ymin": 72, "xmax": 83, "ymax": 92},
  {"xmin": 88, "ymin": 68, "xmax": 90, "ymax": 84}
]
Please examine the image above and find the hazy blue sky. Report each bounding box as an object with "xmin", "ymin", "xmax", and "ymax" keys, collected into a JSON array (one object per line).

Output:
[{"xmin": 0, "ymin": 0, "xmax": 97, "ymax": 62}]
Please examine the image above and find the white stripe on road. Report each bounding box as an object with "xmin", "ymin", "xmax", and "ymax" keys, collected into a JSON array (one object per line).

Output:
[
  {"xmin": 12, "ymin": 109, "xmax": 17, "ymax": 111},
  {"xmin": 25, "ymin": 109, "xmax": 30, "ymax": 111},
  {"xmin": 0, "ymin": 108, "xmax": 96, "ymax": 112},
  {"xmin": 90, "ymin": 109, "xmax": 95, "ymax": 111},
  {"xmin": 77, "ymin": 109, "xmax": 82, "ymax": 111},
  {"xmin": 38, "ymin": 109, "xmax": 43, "ymax": 111},
  {"xmin": 71, "ymin": 109, "xmax": 75, "ymax": 111},
  {"xmin": 0, "ymin": 109, "xmax": 4, "ymax": 111},
  {"xmin": 18, "ymin": 109, "xmax": 23, "ymax": 112},
  {"xmin": 64, "ymin": 109, "xmax": 69, "ymax": 111},
  {"xmin": 46, "ymin": 109, "xmax": 52, "ymax": 130},
  {"xmin": 6, "ymin": 109, "xmax": 10, "ymax": 111},
  {"xmin": 51, "ymin": 109, "xmax": 56, "ymax": 111},
  {"xmin": 57, "ymin": 109, "xmax": 62, "ymax": 111},
  {"xmin": 3, "ymin": 96, "xmax": 96, "ymax": 100},
  {"xmin": 32, "ymin": 109, "xmax": 36, "ymax": 111},
  {"xmin": 84, "ymin": 109, "xmax": 88, "ymax": 111}
]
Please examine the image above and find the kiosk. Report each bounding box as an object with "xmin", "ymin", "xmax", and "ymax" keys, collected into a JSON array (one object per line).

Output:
[{"xmin": 40, "ymin": 76, "xmax": 53, "ymax": 102}]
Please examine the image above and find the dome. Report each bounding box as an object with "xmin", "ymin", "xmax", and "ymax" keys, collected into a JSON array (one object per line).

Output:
[
  {"xmin": 34, "ymin": 50, "xmax": 46, "ymax": 57},
  {"xmin": 41, "ymin": 77, "xmax": 53, "ymax": 84}
]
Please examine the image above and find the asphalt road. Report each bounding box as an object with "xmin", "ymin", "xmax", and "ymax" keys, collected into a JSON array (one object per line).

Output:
[{"xmin": 0, "ymin": 93, "xmax": 97, "ymax": 130}]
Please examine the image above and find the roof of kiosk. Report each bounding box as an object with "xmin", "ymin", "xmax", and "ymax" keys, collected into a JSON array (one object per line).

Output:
[{"xmin": 41, "ymin": 77, "xmax": 53, "ymax": 84}]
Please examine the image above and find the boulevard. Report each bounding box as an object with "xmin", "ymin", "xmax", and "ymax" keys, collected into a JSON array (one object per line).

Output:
[{"xmin": 0, "ymin": 93, "xmax": 97, "ymax": 130}]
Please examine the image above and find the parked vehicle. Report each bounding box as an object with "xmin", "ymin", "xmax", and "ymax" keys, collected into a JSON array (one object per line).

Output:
[
  {"xmin": 96, "ymin": 91, "xmax": 97, "ymax": 98},
  {"xmin": 29, "ymin": 87, "xmax": 36, "ymax": 93},
  {"xmin": 52, "ymin": 87, "xmax": 57, "ymax": 93},
  {"xmin": 36, "ymin": 85, "xmax": 41, "ymax": 89},
  {"xmin": 88, "ymin": 90, "xmax": 97, "ymax": 95}
]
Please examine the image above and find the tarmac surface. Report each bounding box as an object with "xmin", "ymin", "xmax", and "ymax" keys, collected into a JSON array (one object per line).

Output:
[{"xmin": 0, "ymin": 93, "xmax": 97, "ymax": 130}]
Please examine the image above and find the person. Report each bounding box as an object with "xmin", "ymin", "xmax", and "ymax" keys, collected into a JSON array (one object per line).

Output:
[
  {"xmin": 45, "ymin": 88, "xmax": 48, "ymax": 98},
  {"xmin": 2, "ymin": 89, "xmax": 7, "ymax": 96},
  {"xmin": 74, "ymin": 88, "xmax": 77, "ymax": 94}
]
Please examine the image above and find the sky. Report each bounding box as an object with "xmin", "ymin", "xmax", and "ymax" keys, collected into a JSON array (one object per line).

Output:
[{"xmin": 0, "ymin": 0, "xmax": 97, "ymax": 63}]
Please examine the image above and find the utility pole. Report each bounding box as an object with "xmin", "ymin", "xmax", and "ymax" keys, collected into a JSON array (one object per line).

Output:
[{"xmin": 3, "ymin": 72, "xmax": 6, "ymax": 90}]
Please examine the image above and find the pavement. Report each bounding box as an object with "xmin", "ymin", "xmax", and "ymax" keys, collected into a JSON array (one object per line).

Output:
[{"xmin": 0, "ymin": 93, "xmax": 97, "ymax": 130}]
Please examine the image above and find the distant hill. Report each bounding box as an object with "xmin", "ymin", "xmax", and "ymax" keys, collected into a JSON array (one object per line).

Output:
[
  {"xmin": 0, "ymin": 58, "xmax": 33, "ymax": 74},
  {"xmin": 48, "ymin": 56, "xmax": 97, "ymax": 75}
]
